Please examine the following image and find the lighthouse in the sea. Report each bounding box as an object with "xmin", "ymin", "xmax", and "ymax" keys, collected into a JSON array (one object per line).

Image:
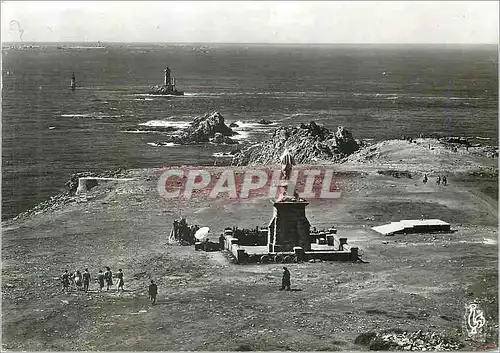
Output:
[
  {"xmin": 70, "ymin": 72, "xmax": 76, "ymax": 91},
  {"xmin": 164, "ymin": 67, "xmax": 171, "ymax": 86},
  {"xmin": 148, "ymin": 66, "xmax": 184, "ymax": 95}
]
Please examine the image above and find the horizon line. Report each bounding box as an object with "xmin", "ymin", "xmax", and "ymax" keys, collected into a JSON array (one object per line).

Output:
[{"xmin": 2, "ymin": 41, "xmax": 498, "ymax": 46}]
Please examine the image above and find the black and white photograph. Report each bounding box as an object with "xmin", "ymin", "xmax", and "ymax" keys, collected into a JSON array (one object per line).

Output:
[{"xmin": 1, "ymin": 1, "xmax": 498, "ymax": 351}]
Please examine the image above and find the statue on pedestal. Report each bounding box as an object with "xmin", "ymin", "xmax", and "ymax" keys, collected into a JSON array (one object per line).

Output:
[{"xmin": 278, "ymin": 149, "xmax": 297, "ymax": 200}]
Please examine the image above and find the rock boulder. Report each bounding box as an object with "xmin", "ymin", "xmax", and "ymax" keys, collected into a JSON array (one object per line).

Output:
[
  {"xmin": 173, "ymin": 111, "xmax": 238, "ymax": 144},
  {"xmin": 232, "ymin": 121, "xmax": 359, "ymax": 165}
]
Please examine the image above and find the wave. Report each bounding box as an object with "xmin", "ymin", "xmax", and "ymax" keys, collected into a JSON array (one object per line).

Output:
[
  {"xmin": 231, "ymin": 120, "xmax": 278, "ymax": 129},
  {"xmin": 123, "ymin": 130, "xmax": 178, "ymax": 135},
  {"xmin": 133, "ymin": 93, "xmax": 184, "ymax": 98},
  {"xmin": 183, "ymin": 91, "xmax": 328, "ymax": 98},
  {"xmin": 147, "ymin": 142, "xmax": 179, "ymax": 147},
  {"xmin": 213, "ymin": 152, "xmax": 236, "ymax": 158},
  {"xmin": 60, "ymin": 114, "xmax": 92, "ymax": 118},
  {"xmin": 231, "ymin": 130, "xmax": 250, "ymax": 140},
  {"xmin": 354, "ymin": 92, "xmax": 484, "ymax": 101},
  {"xmin": 60, "ymin": 113, "xmax": 122, "ymax": 118},
  {"xmin": 139, "ymin": 120, "xmax": 191, "ymax": 129},
  {"xmin": 408, "ymin": 96, "xmax": 484, "ymax": 101},
  {"xmin": 64, "ymin": 46, "xmax": 106, "ymax": 49},
  {"xmin": 475, "ymin": 136, "xmax": 492, "ymax": 140}
]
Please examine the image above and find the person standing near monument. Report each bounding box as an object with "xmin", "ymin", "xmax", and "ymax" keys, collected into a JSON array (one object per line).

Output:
[{"xmin": 280, "ymin": 266, "xmax": 291, "ymax": 291}]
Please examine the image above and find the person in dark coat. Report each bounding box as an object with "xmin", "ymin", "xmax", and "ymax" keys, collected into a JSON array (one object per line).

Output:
[
  {"xmin": 104, "ymin": 267, "xmax": 113, "ymax": 291},
  {"xmin": 442, "ymin": 175, "xmax": 447, "ymax": 186},
  {"xmin": 61, "ymin": 270, "xmax": 70, "ymax": 292},
  {"xmin": 148, "ymin": 280, "xmax": 158, "ymax": 305},
  {"xmin": 219, "ymin": 234, "xmax": 225, "ymax": 250},
  {"xmin": 116, "ymin": 269, "xmax": 124, "ymax": 292},
  {"xmin": 82, "ymin": 268, "xmax": 91, "ymax": 292},
  {"xmin": 280, "ymin": 266, "xmax": 291, "ymax": 291}
]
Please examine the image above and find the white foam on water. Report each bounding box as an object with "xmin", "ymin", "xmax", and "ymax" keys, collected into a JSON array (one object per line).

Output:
[
  {"xmin": 122, "ymin": 130, "xmax": 154, "ymax": 134},
  {"xmin": 231, "ymin": 130, "xmax": 250, "ymax": 140},
  {"xmin": 61, "ymin": 113, "xmax": 122, "ymax": 118},
  {"xmin": 212, "ymin": 152, "xmax": 236, "ymax": 158},
  {"xmin": 232, "ymin": 120, "xmax": 277, "ymax": 129},
  {"xmin": 355, "ymin": 93, "xmax": 484, "ymax": 101},
  {"xmin": 66, "ymin": 46, "xmax": 106, "ymax": 49},
  {"xmin": 147, "ymin": 142, "xmax": 179, "ymax": 147},
  {"xmin": 139, "ymin": 120, "xmax": 190, "ymax": 129},
  {"xmin": 60, "ymin": 114, "xmax": 92, "ymax": 118},
  {"xmin": 475, "ymin": 136, "xmax": 492, "ymax": 140},
  {"xmin": 134, "ymin": 93, "xmax": 184, "ymax": 98},
  {"xmin": 408, "ymin": 96, "xmax": 484, "ymax": 101}
]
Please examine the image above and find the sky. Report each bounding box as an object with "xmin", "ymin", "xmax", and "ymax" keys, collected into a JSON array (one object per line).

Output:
[{"xmin": 1, "ymin": 1, "xmax": 498, "ymax": 44}]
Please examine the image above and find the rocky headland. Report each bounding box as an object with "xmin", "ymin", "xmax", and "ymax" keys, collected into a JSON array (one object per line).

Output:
[{"xmin": 232, "ymin": 121, "xmax": 360, "ymax": 165}]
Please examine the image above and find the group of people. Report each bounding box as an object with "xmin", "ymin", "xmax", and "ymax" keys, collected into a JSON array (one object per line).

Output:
[
  {"xmin": 422, "ymin": 174, "xmax": 447, "ymax": 185},
  {"xmin": 170, "ymin": 218, "xmax": 199, "ymax": 245},
  {"xmin": 60, "ymin": 267, "xmax": 124, "ymax": 293},
  {"xmin": 60, "ymin": 268, "xmax": 159, "ymax": 305}
]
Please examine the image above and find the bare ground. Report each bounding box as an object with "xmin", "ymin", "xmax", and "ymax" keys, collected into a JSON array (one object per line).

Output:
[{"xmin": 2, "ymin": 139, "xmax": 498, "ymax": 351}]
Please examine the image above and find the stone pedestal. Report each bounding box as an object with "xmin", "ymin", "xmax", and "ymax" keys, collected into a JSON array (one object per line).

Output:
[{"xmin": 268, "ymin": 201, "xmax": 311, "ymax": 252}]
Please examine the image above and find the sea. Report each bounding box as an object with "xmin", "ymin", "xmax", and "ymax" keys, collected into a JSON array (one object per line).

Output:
[{"xmin": 2, "ymin": 43, "xmax": 498, "ymax": 220}]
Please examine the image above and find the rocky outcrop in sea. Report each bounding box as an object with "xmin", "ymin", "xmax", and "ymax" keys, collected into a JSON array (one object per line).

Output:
[
  {"xmin": 232, "ymin": 121, "xmax": 360, "ymax": 165},
  {"xmin": 174, "ymin": 111, "xmax": 238, "ymax": 144},
  {"xmin": 148, "ymin": 111, "xmax": 239, "ymax": 146},
  {"xmin": 148, "ymin": 85, "xmax": 183, "ymax": 95}
]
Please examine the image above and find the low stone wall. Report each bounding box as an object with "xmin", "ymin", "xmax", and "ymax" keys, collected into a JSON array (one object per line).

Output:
[
  {"xmin": 222, "ymin": 235, "xmax": 359, "ymax": 264},
  {"xmin": 76, "ymin": 177, "xmax": 135, "ymax": 195}
]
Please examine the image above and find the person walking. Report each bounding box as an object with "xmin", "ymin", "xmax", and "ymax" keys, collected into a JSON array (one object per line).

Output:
[
  {"xmin": 104, "ymin": 267, "xmax": 113, "ymax": 291},
  {"xmin": 116, "ymin": 269, "xmax": 124, "ymax": 292},
  {"xmin": 96, "ymin": 270, "xmax": 105, "ymax": 292},
  {"xmin": 442, "ymin": 175, "xmax": 447, "ymax": 186},
  {"xmin": 436, "ymin": 176, "xmax": 441, "ymax": 185},
  {"xmin": 61, "ymin": 270, "xmax": 70, "ymax": 292},
  {"xmin": 219, "ymin": 234, "xmax": 225, "ymax": 250},
  {"xmin": 280, "ymin": 266, "xmax": 291, "ymax": 291},
  {"xmin": 148, "ymin": 280, "xmax": 158, "ymax": 305},
  {"xmin": 73, "ymin": 270, "xmax": 83, "ymax": 291},
  {"xmin": 82, "ymin": 268, "xmax": 91, "ymax": 292},
  {"xmin": 422, "ymin": 174, "xmax": 428, "ymax": 184}
]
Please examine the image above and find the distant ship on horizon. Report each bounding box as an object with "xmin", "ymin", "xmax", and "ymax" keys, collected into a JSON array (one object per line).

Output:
[{"xmin": 148, "ymin": 67, "xmax": 184, "ymax": 96}]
